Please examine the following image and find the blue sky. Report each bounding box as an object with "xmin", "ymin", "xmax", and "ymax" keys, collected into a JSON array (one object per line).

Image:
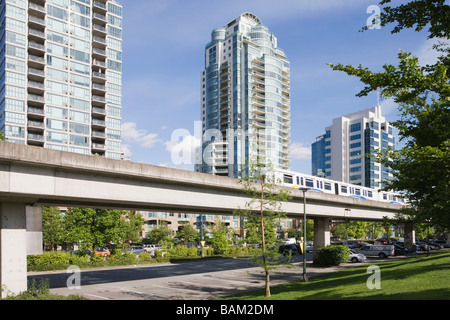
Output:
[{"xmin": 119, "ymin": 0, "xmax": 439, "ymax": 174}]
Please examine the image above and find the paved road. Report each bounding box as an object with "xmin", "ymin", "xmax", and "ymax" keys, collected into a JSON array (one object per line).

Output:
[{"xmin": 28, "ymin": 253, "xmax": 346, "ymax": 300}]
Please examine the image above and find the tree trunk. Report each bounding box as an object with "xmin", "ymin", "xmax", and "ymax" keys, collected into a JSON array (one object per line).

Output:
[{"xmin": 265, "ymin": 270, "xmax": 271, "ymax": 297}]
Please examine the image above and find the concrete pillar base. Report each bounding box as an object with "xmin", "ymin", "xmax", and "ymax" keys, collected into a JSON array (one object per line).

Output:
[
  {"xmin": 313, "ymin": 217, "xmax": 331, "ymax": 263},
  {"xmin": 0, "ymin": 202, "xmax": 27, "ymax": 298}
]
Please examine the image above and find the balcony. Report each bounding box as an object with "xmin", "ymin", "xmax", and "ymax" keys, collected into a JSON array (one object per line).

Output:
[
  {"xmin": 92, "ymin": 83, "xmax": 106, "ymax": 94},
  {"xmin": 28, "ymin": 28, "xmax": 45, "ymax": 41},
  {"xmin": 28, "ymin": 16, "xmax": 46, "ymax": 30},
  {"xmin": 27, "ymin": 120, "xmax": 45, "ymax": 132},
  {"xmin": 92, "ymin": 130, "xmax": 106, "ymax": 140},
  {"xmin": 92, "ymin": 119, "xmax": 106, "ymax": 128},
  {"xmin": 28, "ymin": 67, "xmax": 45, "ymax": 81},
  {"xmin": 92, "ymin": 143, "xmax": 106, "ymax": 151},
  {"xmin": 28, "ymin": 41, "xmax": 45, "ymax": 55},
  {"xmin": 28, "ymin": 94, "xmax": 45, "ymax": 106},
  {"xmin": 92, "ymin": 95, "xmax": 106, "ymax": 106},
  {"xmin": 28, "ymin": 106, "xmax": 45, "ymax": 119},
  {"xmin": 92, "ymin": 47, "xmax": 107, "ymax": 58},
  {"xmin": 28, "ymin": 80, "xmax": 45, "ymax": 94},
  {"xmin": 93, "ymin": 1, "xmax": 107, "ymax": 12},
  {"xmin": 92, "ymin": 106, "xmax": 106, "ymax": 116},
  {"xmin": 27, "ymin": 133, "xmax": 45, "ymax": 145},
  {"xmin": 252, "ymin": 92, "xmax": 265, "ymax": 101},
  {"xmin": 93, "ymin": 24, "xmax": 107, "ymax": 37},
  {"xmin": 92, "ymin": 71, "xmax": 106, "ymax": 80},
  {"xmin": 93, "ymin": 36, "xmax": 107, "ymax": 45},
  {"xmin": 92, "ymin": 59, "xmax": 106, "ymax": 68},
  {"xmin": 29, "ymin": 2, "xmax": 46, "ymax": 16},
  {"xmin": 93, "ymin": 13, "xmax": 106, "ymax": 23}
]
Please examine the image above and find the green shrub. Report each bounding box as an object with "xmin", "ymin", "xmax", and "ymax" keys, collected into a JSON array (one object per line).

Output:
[
  {"xmin": 138, "ymin": 252, "xmax": 151, "ymax": 262},
  {"xmin": 121, "ymin": 252, "xmax": 138, "ymax": 264},
  {"xmin": 28, "ymin": 252, "xmax": 71, "ymax": 271},
  {"xmin": 211, "ymin": 232, "xmax": 228, "ymax": 254},
  {"xmin": 316, "ymin": 245, "xmax": 349, "ymax": 266}
]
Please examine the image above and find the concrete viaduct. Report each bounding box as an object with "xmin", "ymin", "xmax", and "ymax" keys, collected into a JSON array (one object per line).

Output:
[{"xmin": 0, "ymin": 141, "xmax": 404, "ymax": 296}]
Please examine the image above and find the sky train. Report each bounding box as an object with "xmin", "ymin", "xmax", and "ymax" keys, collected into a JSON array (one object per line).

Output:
[{"xmin": 270, "ymin": 169, "xmax": 406, "ymax": 205}]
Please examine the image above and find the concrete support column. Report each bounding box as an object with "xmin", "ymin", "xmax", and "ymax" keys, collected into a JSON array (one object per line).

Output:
[
  {"xmin": 0, "ymin": 202, "xmax": 27, "ymax": 298},
  {"xmin": 404, "ymin": 222, "xmax": 416, "ymax": 252},
  {"xmin": 313, "ymin": 217, "xmax": 331, "ymax": 263}
]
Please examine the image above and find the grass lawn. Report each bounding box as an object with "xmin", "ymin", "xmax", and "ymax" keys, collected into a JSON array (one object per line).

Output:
[{"xmin": 220, "ymin": 250, "xmax": 450, "ymax": 300}]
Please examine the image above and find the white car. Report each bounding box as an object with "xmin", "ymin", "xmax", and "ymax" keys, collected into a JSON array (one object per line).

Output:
[{"xmin": 349, "ymin": 249, "xmax": 366, "ymax": 263}]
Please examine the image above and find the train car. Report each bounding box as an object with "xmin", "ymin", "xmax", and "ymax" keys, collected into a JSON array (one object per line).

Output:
[{"xmin": 270, "ymin": 169, "xmax": 406, "ymax": 205}]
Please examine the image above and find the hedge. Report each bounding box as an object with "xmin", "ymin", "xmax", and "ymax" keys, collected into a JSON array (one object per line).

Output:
[
  {"xmin": 316, "ymin": 245, "xmax": 350, "ymax": 266},
  {"xmin": 27, "ymin": 245, "xmax": 258, "ymax": 271}
]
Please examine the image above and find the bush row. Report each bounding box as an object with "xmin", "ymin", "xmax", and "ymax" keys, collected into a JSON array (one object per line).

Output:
[{"xmin": 27, "ymin": 246, "xmax": 260, "ymax": 271}]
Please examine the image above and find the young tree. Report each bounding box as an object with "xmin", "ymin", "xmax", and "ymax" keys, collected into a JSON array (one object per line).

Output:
[
  {"xmin": 328, "ymin": 0, "xmax": 450, "ymax": 231},
  {"xmin": 211, "ymin": 220, "xmax": 230, "ymax": 255},
  {"xmin": 234, "ymin": 162, "xmax": 291, "ymax": 297}
]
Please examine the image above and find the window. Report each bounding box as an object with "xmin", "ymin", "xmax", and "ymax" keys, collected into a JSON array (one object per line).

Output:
[
  {"xmin": 350, "ymin": 123, "xmax": 361, "ymax": 132},
  {"xmin": 283, "ymin": 175, "xmax": 293, "ymax": 184}
]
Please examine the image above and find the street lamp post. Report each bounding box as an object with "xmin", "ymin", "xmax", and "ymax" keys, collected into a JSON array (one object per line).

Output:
[{"xmin": 300, "ymin": 187, "xmax": 308, "ymax": 282}]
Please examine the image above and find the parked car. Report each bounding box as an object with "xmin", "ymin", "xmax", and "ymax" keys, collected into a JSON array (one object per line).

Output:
[
  {"xmin": 94, "ymin": 247, "xmax": 110, "ymax": 257},
  {"xmin": 432, "ymin": 240, "xmax": 449, "ymax": 248},
  {"xmin": 394, "ymin": 244, "xmax": 409, "ymax": 256},
  {"xmin": 356, "ymin": 244, "xmax": 394, "ymax": 258},
  {"xmin": 127, "ymin": 245, "xmax": 144, "ymax": 255},
  {"xmin": 348, "ymin": 249, "xmax": 366, "ymax": 263},
  {"xmin": 143, "ymin": 244, "xmax": 161, "ymax": 253},
  {"xmin": 305, "ymin": 241, "xmax": 314, "ymax": 253},
  {"xmin": 279, "ymin": 244, "xmax": 299, "ymax": 256}
]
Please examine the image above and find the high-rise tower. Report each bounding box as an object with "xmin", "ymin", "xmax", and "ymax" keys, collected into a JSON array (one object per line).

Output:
[
  {"xmin": 311, "ymin": 106, "xmax": 394, "ymax": 189},
  {"xmin": 198, "ymin": 13, "xmax": 291, "ymax": 178},
  {"xmin": 0, "ymin": 0, "xmax": 123, "ymax": 159}
]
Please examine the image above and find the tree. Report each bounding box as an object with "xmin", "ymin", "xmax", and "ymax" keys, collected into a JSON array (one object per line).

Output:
[
  {"xmin": 328, "ymin": 0, "xmax": 450, "ymax": 231},
  {"xmin": 146, "ymin": 224, "xmax": 173, "ymax": 244},
  {"xmin": 176, "ymin": 223, "xmax": 199, "ymax": 244},
  {"xmin": 42, "ymin": 207, "xmax": 65, "ymax": 251},
  {"xmin": 64, "ymin": 208, "xmax": 131, "ymax": 250},
  {"xmin": 211, "ymin": 220, "xmax": 230, "ymax": 254},
  {"xmin": 123, "ymin": 211, "xmax": 145, "ymax": 243},
  {"xmin": 0, "ymin": 131, "xmax": 5, "ymax": 141},
  {"xmin": 234, "ymin": 162, "xmax": 291, "ymax": 297}
]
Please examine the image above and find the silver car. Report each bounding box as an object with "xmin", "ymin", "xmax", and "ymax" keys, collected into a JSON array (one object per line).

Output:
[{"xmin": 349, "ymin": 249, "xmax": 366, "ymax": 263}]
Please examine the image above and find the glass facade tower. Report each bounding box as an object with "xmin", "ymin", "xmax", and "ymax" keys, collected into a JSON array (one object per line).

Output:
[
  {"xmin": 311, "ymin": 106, "xmax": 394, "ymax": 189},
  {"xmin": 0, "ymin": 0, "xmax": 123, "ymax": 159},
  {"xmin": 198, "ymin": 13, "xmax": 291, "ymax": 178}
]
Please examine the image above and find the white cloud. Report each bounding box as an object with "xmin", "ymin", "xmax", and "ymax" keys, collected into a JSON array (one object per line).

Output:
[
  {"xmin": 121, "ymin": 143, "xmax": 132, "ymax": 158},
  {"xmin": 290, "ymin": 142, "xmax": 311, "ymax": 160},
  {"xmin": 121, "ymin": 122, "xmax": 161, "ymax": 149}
]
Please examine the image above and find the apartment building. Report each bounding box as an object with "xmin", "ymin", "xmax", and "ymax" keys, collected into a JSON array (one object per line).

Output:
[
  {"xmin": 311, "ymin": 106, "xmax": 394, "ymax": 189},
  {"xmin": 0, "ymin": 0, "xmax": 123, "ymax": 159},
  {"xmin": 198, "ymin": 12, "xmax": 291, "ymax": 178}
]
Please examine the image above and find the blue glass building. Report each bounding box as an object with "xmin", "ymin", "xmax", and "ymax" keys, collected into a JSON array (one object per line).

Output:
[
  {"xmin": 311, "ymin": 106, "xmax": 394, "ymax": 189},
  {"xmin": 198, "ymin": 13, "xmax": 291, "ymax": 178}
]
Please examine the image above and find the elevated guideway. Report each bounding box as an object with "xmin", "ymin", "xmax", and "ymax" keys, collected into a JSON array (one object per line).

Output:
[{"xmin": 0, "ymin": 141, "xmax": 404, "ymax": 296}]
